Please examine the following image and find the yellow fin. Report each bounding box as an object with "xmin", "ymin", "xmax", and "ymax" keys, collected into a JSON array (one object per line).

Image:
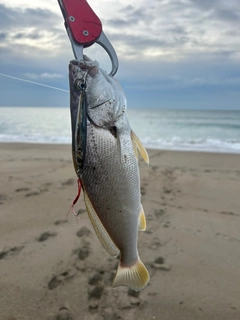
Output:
[
  {"xmin": 138, "ymin": 206, "xmax": 146, "ymax": 231},
  {"xmin": 112, "ymin": 257, "xmax": 150, "ymax": 291},
  {"xmin": 131, "ymin": 131, "xmax": 149, "ymax": 164},
  {"xmin": 84, "ymin": 192, "xmax": 119, "ymax": 257}
]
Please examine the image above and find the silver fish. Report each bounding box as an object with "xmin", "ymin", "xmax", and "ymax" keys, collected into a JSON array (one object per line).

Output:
[{"xmin": 69, "ymin": 56, "xmax": 150, "ymax": 290}]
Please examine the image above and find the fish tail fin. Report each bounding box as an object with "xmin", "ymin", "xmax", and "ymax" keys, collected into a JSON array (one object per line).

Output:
[{"xmin": 112, "ymin": 257, "xmax": 150, "ymax": 291}]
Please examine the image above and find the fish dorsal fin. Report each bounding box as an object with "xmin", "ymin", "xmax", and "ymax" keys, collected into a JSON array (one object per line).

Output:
[
  {"xmin": 138, "ymin": 206, "xmax": 146, "ymax": 231},
  {"xmin": 131, "ymin": 131, "xmax": 149, "ymax": 164},
  {"xmin": 84, "ymin": 192, "xmax": 120, "ymax": 257}
]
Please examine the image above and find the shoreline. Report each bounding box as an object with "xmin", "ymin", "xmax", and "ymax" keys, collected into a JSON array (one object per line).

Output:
[{"xmin": 1, "ymin": 141, "xmax": 240, "ymax": 156}]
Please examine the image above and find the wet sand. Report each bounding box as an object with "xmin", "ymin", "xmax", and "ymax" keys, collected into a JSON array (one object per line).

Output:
[{"xmin": 0, "ymin": 143, "xmax": 240, "ymax": 320}]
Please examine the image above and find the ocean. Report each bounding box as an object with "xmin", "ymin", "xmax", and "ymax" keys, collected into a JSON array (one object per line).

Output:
[{"xmin": 0, "ymin": 107, "xmax": 240, "ymax": 153}]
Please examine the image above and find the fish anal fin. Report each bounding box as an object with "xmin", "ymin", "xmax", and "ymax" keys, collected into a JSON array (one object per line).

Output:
[
  {"xmin": 84, "ymin": 192, "xmax": 119, "ymax": 257},
  {"xmin": 138, "ymin": 206, "xmax": 146, "ymax": 231},
  {"xmin": 131, "ymin": 131, "xmax": 149, "ymax": 164},
  {"xmin": 112, "ymin": 257, "xmax": 150, "ymax": 291}
]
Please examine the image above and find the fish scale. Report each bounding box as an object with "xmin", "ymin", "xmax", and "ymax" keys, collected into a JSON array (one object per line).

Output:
[{"xmin": 82, "ymin": 117, "xmax": 141, "ymax": 264}]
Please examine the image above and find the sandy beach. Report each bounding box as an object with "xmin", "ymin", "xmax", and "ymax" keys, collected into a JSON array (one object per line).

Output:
[{"xmin": 0, "ymin": 142, "xmax": 240, "ymax": 320}]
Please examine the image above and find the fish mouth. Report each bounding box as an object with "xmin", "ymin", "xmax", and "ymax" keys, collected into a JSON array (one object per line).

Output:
[{"xmin": 69, "ymin": 59, "xmax": 99, "ymax": 79}]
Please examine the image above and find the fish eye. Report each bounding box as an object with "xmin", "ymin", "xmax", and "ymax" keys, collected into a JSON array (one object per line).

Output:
[{"xmin": 75, "ymin": 79, "xmax": 85, "ymax": 91}]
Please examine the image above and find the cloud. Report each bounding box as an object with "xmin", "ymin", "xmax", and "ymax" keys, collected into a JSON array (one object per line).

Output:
[
  {"xmin": 13, "ymin": 31, "xmax": 43, "ymax": 40},
  {"xmin": 189, "ymin": 0, "xmax": 240, "ymax": 24},
  {"xmin": 136, "ymin": 76, "xmax": 240, "ymax": 90},
  {"xmin": 24, "ymin": 72, "xmax": 65, "ymax": 80},
  {"xmin": 98, "ymin": 0, "xmax": 240, "ymax": 63},
  {"xmin": 106, "ymin": 18, "xmax": 135, "ymax": 28},
  {"xmin": 1, "ymin": 0, "xmax": 240, "ymax": 63},
  {"xmin": 0, "ymin": 3, "xmax": 66, "ymax": 62},
  {"xmin": 0, "ymin": 4, "xmax": 59, "ymax": 29},
  {"xmin": 0, "ymin": 0, "xmax": 240, "ymax": 109}
]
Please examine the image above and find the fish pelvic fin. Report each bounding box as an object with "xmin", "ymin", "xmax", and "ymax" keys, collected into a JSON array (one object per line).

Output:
[
  {"xmin": 138, "ymin": 206, "xmax": 146, "ymax": 231},
  {"xmin": 113, "ymin": 257, "xmax": 150, "ymax": 291},
  {"xmin": 84, "ymin": 191, "xmax": 120, "ymax": 257},
  {"xmin": 131, "ymin": 130, "xmax": 149, "ymax": 165}
]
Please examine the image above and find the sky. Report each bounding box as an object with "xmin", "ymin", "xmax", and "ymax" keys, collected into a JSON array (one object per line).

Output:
[{"xmin": 0, "ymin": 0, "xmax": 240, "ymax": 110}]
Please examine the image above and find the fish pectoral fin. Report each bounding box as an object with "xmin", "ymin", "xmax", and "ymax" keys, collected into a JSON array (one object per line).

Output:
[
  {"xmin": 131, "ymin": 130, "xmax": 149, "ymax": 164},
  {"xmin": 138, "ymin": 206, "xmax": 146, "ymax": 231},
  {"xmin": 84, "ymin": 192, "xmax": 120, "ymax": 257},
  {"xmin": 112, "ymin": 256, "xmax": 150, "ymax": 291}
]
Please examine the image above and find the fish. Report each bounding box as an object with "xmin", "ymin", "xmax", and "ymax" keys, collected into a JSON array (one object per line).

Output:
[{"xmin": 68, "ymin": 56, "xmax": 150, "ymax": 290}]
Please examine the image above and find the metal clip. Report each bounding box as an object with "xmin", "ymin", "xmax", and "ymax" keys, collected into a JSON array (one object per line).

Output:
[{"xmin": 58, "ymin": 0, "xmax": 118, "ymax": 75}]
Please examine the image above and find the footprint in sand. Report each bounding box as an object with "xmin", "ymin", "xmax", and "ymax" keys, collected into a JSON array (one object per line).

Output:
[
  {"xmin": 220, "ymin": 211, "xmax": 239, "ymax": 217},
  {"xmin": 78, "ymin": 241, "xmax": 91, "ymax": 260},
  {"xmin": 88, "ymin": 284, "xmax": 105, "ymax": 310},
  {"xmin": 76, "ymin": 226, "xmax": 104, "ymax": 311},
  {"xmin": 41, "ymin": 182, "xmax": 52, "ymax": 189},
  {"xmin": 0, "ymin": 193, "xmax": 8, "ymax": 204},
  {"xmin": 54, "ymin": 219, "xmax": 69, "ymax": 225},
  {"xmin": 75, "ymin": 227, "xmax": 91, "ymax": 260},
  {"xmin": 48, "ymin": 269, "xmax": 75, "ymax": 290},
  {"xmin": 88, "ymin": 272, "xmax": 105, "ymax": 311},
  {"xmin": 149, "ymin": 237, "xmax": 162, "ymax": 250},
  {"xmin": 61, "ymin": 179, "xmax": 75, "ymax": 186},
  {"xmin": 15, "ymin": 187, "xmax": 30, "ymax": 192},
  {"xmin": 88, "ymin": 272, "xmax": 103, "ymax": 286},
  {"xmin": 141, "ymin": 185, "xmax": 146, "ymax": 196},
  {"xmin": 76, "ymin": 227, "xmax": 91, "ymax": 237},
  {"xmin": 151, "ymin": 256, "xmax": 171, "ymax": 271},
  {"xmin": 55, "ymin": 307, "xmax": 73, "ymax": 320},
  {"xmin": 128, "ymin": 289, "xmax": 140, "ymax": 306},
  {"xmin": 101, "ymin": 307, "xmax": 118, "ymax": 320},
  {"xmin": 73, "ymin": 229, "xmax": 92, "ymax": 272},
  {"xmin": 37, "ymin": 231, "xmax": 57, "ymax": 242},
  {"xmin": 154, "ymin": 209, "xmax": 165, "ymax": 218},
  {"xmin": 162, "ymin": 221, "xmax": 171, "ymax": 228},
  {"xmin": 25, "ymin": 191, "xmax": 40, "ymax": 197},
  {"xmin": 0, "ymin": 246, "xmax": 24, "ymax": 260},
  {"xmin": 163, "ymin": 188, "xmax": 172, "ymax": 194}
]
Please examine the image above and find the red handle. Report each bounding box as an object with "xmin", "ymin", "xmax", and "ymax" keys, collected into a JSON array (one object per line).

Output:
[{"xmin": 61, "ymin": 0, "xmax": 102, "ymax": 47}]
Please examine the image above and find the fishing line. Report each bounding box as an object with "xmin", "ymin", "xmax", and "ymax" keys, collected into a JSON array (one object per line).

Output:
[{"xmin": 0, "ymin": 72, "xmax": 69, "ymax": 93}]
